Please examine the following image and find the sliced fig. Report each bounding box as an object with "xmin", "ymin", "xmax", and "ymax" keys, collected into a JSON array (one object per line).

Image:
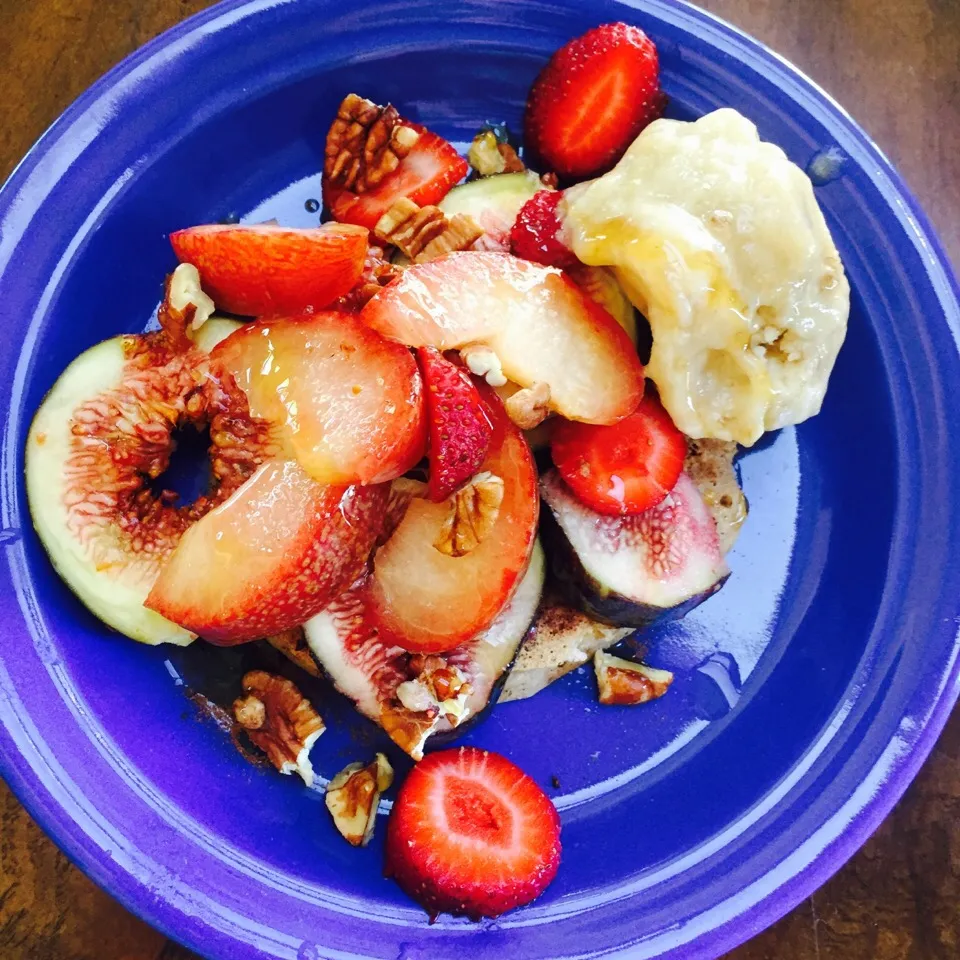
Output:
[
  {"xmin": 437, "ymin": 171, "xmax": 543, "ymax": 251},
  {"xmin": 26, "ymin": 318, "xmax": 285, "ymax": 646},
  {"xmin": 540, "ymin": 469, "xmax": 729, "ymax": 628},
  {"xmin": 303, "ymin": 541, "xmax": 545, "ymax": 760}
]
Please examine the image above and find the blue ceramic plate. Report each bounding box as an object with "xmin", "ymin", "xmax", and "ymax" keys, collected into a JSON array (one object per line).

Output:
[{"xmin": 1, "ymin": 1, "xmax": 959, "ymax": 958}]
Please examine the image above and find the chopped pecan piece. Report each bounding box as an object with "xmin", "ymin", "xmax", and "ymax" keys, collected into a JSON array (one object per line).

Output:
[
  {"xmin": 594, "ymin": 652, "xmax": 674, "ymax": 706},
  {"xmin": 324, "ymin": 93, "xmax": 420, "ymax": 193},
  {"xmin": 374, "ymin": 198, "xmax": 483, "ymax": 263},
  {"xmin": 374, "ymin": 198, "xmax": 445, "ymax": 255},
  {"xmin": 233, "ymin": 671, "xmax": 325, "ymax": 785},
  {"xmin": 337, "ymin": 243, "xmax": 403, "ymax": 310},
  {"xmin": 460, "ymin": 344, "xmax": 507, "ymax": 387},
  {"xmin": 397, "ymin": 655, "xmax": 472, "ymax": 725},
  {"xmin": 467, "ymin": 130, "xmax": 526, "ymax": 176},
  {"xmin": 325, "ymin": 753, "xmax": 394, "ymax": 847},
  {"xmin": 380, "ymin": 656, "xmax": 473, "ymax": 759},
  {"xmin": 157, "ymin": 263, "xmax": 215, "ymax": 348},
  {"xmin": 416, "ymin": 213, "xmax": 485, "ymax": 262},
  {"xmin": 265, "ymin": 627, "xmax": 321, "ymax": 679},
  {"xmin": 433, "ymin": 471, "xmax": 504, "ymax": 557},
  {"xmin": 379, "ymin": 706, "xmax": 442, "ymax": 762},
  {"xmin": 498, "ymin": 143, "xmax": 525, "ymax": 173},
  {"xmin": 505, "ymin": 381, "xmax": 552, "ymax": 430}
]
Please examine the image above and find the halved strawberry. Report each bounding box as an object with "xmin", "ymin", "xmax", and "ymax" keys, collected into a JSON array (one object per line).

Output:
[
  {"xmin": 417, "ymin": 347, "xmax": 493, "ymax": 501},
  {"xmin": 324, "ymin": 128, "xmax": 468, "ymax": 231},
  {"xmin": 366, "ymin": 386, "xmax": 538, "ymax": 653},
  {"xmin": 525, "ymin": 22, "xmax": 666, "ymax": 181},
  {"xmin": 385, "ymin": 747, "xmax": 561, "ymax": 920},
  {"xmin": 551, "ymin": 391, "xmax": 686, "ymax": 515},
  {"xmin": 145, "ymin": 460, "xmax": 388, "ymax": 644},
  {"xmin": 169, "ymin": 223, "xmax": 369, "ymax": 317},
  {"xmin": 510, "ymin": 189, "xmax": 578, "ymax": 269}
]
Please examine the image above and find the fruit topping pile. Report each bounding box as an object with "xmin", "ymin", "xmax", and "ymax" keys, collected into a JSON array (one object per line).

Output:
[{"xmin": 26, "ymin": 19, "xmax": 848, "ymax": 922}]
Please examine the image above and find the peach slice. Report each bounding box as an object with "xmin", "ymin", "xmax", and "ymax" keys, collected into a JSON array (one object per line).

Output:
[
  {"xmin": 213, "ymin": 312, "xmax": 426, "ymax": 485},
  {"xmin": 366, "ymin": 389, "xmax": 539, "ymax": 652},
  {"xmin": 361, "ymin": 251, "xmax": 644, "ymax": 424},
  {"xmin": 145, "ymin": 459, "xmax": 388, "ymax": 644}
]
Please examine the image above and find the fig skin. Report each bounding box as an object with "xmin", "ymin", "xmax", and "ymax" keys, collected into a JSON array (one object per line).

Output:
[
  {"xmin": 26, "ymin": 328, "xmax": 280, "ymax": 646},
  {"xmin": 539, "ymin": 472, "xmax": 730, "ymax": 630},
  {"xmin": 303, "ymin": 542, "xmax": 545, "ymax": 759}
]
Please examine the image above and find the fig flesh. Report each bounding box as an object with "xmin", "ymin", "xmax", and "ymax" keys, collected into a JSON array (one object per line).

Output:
[
  {"xmin": 26, "ymin": 331, "xmax": 277, "ymax": 645},
  {"xmin": 540, "ymin": 469, "xmax": 729, "ymax": 628},
  {"xmin": 303, "ymin": 542, "xmax": 545, "ymax": 760}
]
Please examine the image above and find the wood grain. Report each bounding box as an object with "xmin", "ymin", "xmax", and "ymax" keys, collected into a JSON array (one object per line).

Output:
[{"xmin": 0, "ymin": 1, "xmax": 957, "ymax": 958}]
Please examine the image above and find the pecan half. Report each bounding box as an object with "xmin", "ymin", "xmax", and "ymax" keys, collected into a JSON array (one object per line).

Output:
[
  {"xmin": 233, "ymin": 671, "xmax": 325, "ymax": 785},
  {"xmin": 505, "ymin": 381, "xmax": 552, "ymax": 430},
  {"xmin": 433, "ymin": 471, "xmax": 504, "ymax": 557},
  {"xmin": 324, "ymin": 94, "xmax": 420, "ymax": 193},
  {"xmin": 325, "ymin": 753, "xmax": 394, "ymax": 847},
  {"xmin": 374, "ymin": 198, "xmax": 483, "ymax": 263},
  {"xmin": 594, "ymin": 652, "xmax": 674, "ymax": 706}
]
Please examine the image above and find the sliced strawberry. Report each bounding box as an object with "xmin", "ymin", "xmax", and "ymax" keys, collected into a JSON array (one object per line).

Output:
[
  {"xmin": 324, "ymin": 128, "xmax": 468, "ymax": 231},
  {"xmin": 145, "ymin": 460, "xmax": 388, "ymax": 644},
  {"xmin": 417, "ymin": 347, "xmax": 493, "ymax": 501},
  {"xmin": 361, "ymin": 251, "xmax": 644, "ymax": 425},
  {"xmin": 385, "ymin": 746, "xmax": 561, "ymax": 920},
  {"xmin": 367, "ymin": 386, "xmax": 539, "ymax": 652},
  {"xmin": 525, "ymin": 22, "xmax": 666, "ymax": 181},
  {"xmin": 510, "ymin": 189, "xmax": 577, "ymax": 269},
  {"xmin": 551, "ymin": 392, "xmax": 686, "ymax": 515},
  {"xmin": 213, "ymin": 312, "xmax": 425, "ymax": 486},
  {"xmin": 169, "ymin": 223, "xmax": 368, "ymax": 317}
]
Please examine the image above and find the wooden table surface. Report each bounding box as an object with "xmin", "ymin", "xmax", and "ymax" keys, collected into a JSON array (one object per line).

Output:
[{"xmin": 1, "ymin": 1, "xmax": 958, "ymax": 958}]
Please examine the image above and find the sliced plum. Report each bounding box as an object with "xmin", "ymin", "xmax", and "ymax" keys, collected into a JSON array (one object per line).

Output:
[
  {"xmin": 212, "ymin": 311, "xmax": 426, "ymax": 486},
  {"xmin": 540, "ymin": 469, "xmax": 729, "ymax": 628},
  {"xmin": 365, "ymin": 387, "xmax": 539, "ymax": 652},
  {"xmin": 169, "ymin": 223, "xmax": 369, "ymax": 317},
  {"xmin": 361, "ymin": 250, "xmax": 644, "ymax": 425},
  {"xmin": 146, "ymin": 460, "xmax": 389, "ymax": 645},
  {"xmin": 303, "ymin": 542, "xmax": 545, "ymax": 761}
]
